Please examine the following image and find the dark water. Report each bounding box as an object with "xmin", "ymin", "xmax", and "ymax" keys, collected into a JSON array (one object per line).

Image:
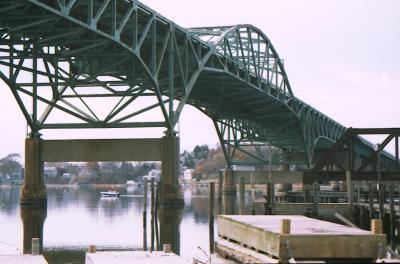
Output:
[{"xmin": 0, "ymin": 185, "xmax": 224, "ymax": 263}]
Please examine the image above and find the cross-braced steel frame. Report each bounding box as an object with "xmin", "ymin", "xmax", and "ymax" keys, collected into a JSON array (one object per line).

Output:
[{"xmin": 0, "ymin": 0, "xmax": 388, "ymax": 166}]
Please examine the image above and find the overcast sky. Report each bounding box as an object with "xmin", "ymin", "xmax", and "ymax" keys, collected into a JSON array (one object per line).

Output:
[{"xmin": 0, "ymin": 0, "xmax": 399, "ymax": 158}]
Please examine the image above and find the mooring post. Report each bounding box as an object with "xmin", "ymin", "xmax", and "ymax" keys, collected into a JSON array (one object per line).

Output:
[
  {"xmin": 377, "ymin": 144, "xmax": 384, "ymax": 220},
  {"xmin": 368, "ymin": 182, "xmax": 374, "ymax": 219},
  {"xmin": 155, "ymin": 182, "xmax": 160, "ymax": 251},
  {"xmin": 389, "ymin": 183, "xmax": 395, "ymax": 250},
  {"xmin": 218, "ymin": 170, "xmax": 223, "ymax": 215},
  {"xmin": 280, "ymin": 219, "xmax": 291, "ymax": 235},
  {"xmin": 143, "ymin": 178, "xmax": 148, "ymax": 251},
  {"xmin": 250, "ymin": 173, "xmax": 256, "ymax": 215},
  {"xmin": 312, "ymin": 182, "xmax": 319, "ymax": 218},
  {"xmin": 371, "ymin": 219, "xmax": 382, "ymax": 234},
  {"xmin": 209, "ymin": 182, "xmax": 215, "ymax": 254},
  {"xmin": 150, "ymin": 178, "xmax": 155, "ymax": 252},
  {"xmin": 346, "ymin": 171, "xmax": 353, "ymax": 208},
  {"xmin": 239, "ymin": 177, "xmax": 245, "ymax": 215}
]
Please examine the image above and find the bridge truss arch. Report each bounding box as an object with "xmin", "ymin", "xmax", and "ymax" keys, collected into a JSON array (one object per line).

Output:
[{"xmin": 0, "ymin": 0, "xmax": 367, "ymax": 167}]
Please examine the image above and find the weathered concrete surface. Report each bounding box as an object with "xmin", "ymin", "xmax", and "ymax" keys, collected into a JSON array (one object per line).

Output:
[
  {"xmin": 218, "ymin": 215, "xmax": 386, "ymax": 260},
  {"xmin": 85, "ymin": 251, "xmax": 190, "ymax": 264},
  {"xmin": 42, "ymin": 139, "xmax": 162, "ymax": 162},
  {"xmin": 222, "ymin": 169, "xmax": 236, "ymax": 194},
  {"xmin": 161, "ymin": 136, "xmax": 183, "ymax": 207},
  {"xmin": 20, "ymin": 138, "xmax": 47, "ymax": 206},
  {"xmin": 21, "ymin": 207, "xmax": 46, "ymax": 254},
  {"xmin": 0, "ymin": 255, "xmax": 47, "ymax": 264}
]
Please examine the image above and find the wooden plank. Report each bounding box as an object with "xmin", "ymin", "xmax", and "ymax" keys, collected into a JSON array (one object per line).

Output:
[
  {"xmin": 217, "ymin": 215, "xmax": 386, "ymax": 260},
  {"xmin": 0, "ymin": 255, "xmax": 47, "ymax": 264}
]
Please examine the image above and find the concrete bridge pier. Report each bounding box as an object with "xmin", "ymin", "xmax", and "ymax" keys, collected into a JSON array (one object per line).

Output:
[
  {"xmin": 158, "ymin": 207, "xmax": 183, "ymax": 255},
  {"xmin": 20, "ymin": 206, "xmax": 47, "ymax": 254},
  {"xmin": 161, "ymin": 136, "xmax": 184, "ymax": 208},
  {"xmin": 222, "ymin": 167, "xmax": 237, "ymax": 214},
  {"xmin": 20, "ymin": 137, "xmax": 47, "ymax": 207},
  {"xmin": 222, "ymin": 167, "xmax": 237, "ymax": 195}
]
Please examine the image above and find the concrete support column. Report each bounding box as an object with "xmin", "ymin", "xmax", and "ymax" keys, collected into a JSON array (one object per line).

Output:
[
  {"xmin": 20, "ymin": 207, "xmax": 47, "ymax": 254},
  {"xmin": 158, "ymin": 207, "xmax": 183, "ymax": 255},
  {"xmin": 20, "ymin": 138, "xmax": 47, "ymax": 207},
  {"xmin": 161, "ymin": 136, "xmax": 183, "ymax": 208},
  {"xmin": 222, "ymin": 167, "xmax": 236, "ymax": 194}
]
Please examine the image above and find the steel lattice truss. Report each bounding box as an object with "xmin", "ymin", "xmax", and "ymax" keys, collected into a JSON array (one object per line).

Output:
[{"xmin": 0, "ymin": 0, "xmax": 380, "ymax": 166}]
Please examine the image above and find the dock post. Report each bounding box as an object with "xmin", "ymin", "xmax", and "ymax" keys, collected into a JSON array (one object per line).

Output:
[
  {"xmin": 143, "ymin": 178, "xmax": 148, "ymax": 251},
  {"xmin": 312, "ymin": 182, "xmax": 319, "ymax": 218},
  {"xmin": 239, "ymin": 177, "xmax": 245, "ymax": 215},
  {"xmin": 371, "ymin": 219, "xmax": 382, "ymax": 234},
  {"xmin": 280, "ymin": 219, "xmax": 291, "ymax": 235},
  {"xmin": 346, "ymin": 171, "xmax": 353, "ymax": 207},
  {"xmin": 155, "ymin": 182, "xmax": 160, "ymax": 250},
  {"xmin": 368, "ymin": 182, "xmax": 374, "ymax": 219},
  {"xmin": 150, "ymin": 178, "xmax": 155, "ymax": 252},
  {"xmin": 389, "ymin": 183, "xmax": 395, "ymax": 250},
  {"xmin": 209, "ymin": 182, "xmax": 215, "ymax": 254},
  {"xmin": 377, "ymin": 145, "xmax": 384, "ymax": 220},
  {"xmin": 218, "ymin": 170, "xmax": 223, "ymax": 214},
  {"xmin": 250, "ymin": 173, "xmax": 256, "ymax": 215}
]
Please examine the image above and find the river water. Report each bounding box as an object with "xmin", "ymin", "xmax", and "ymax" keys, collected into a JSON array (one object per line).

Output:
[{"xmin": 0, "ymin": 184, "xmax": 234, "ymax": 263}]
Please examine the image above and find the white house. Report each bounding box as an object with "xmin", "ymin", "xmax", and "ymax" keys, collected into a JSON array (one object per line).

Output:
[{"xmin": 183, "ymin": 169, "xmax": 192, "ymax": 182}]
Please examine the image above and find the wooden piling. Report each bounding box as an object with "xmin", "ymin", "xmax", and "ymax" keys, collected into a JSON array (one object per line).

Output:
[
  {"xmin": 150, "ymin": 178, "xmax": 155, "ymax": 252},
  {"xmin": 218, "ymin": 170, "xmax": 223, "ymax": 215},
  {"xmin": 389, "ymin": 183, "xmax": 395, "ymax": 250},
  {"xmin": 155, "ymin": 182, "xmax": 160, "ymax": 251},
  {"xmin": 88, "ymin": 245, "xmax": 96, "ymax": 254},
  {"xmin": 312, "ymin": 182, "xmax": 319, "ymax": 217},
  {"xmin": 209, "ymin": 182, "xmax": 215, "ymax": 254},
  {"xmin": 371, "ymin": 219, "xmax": 382, "ymax": 234},
  {"xmin": 280, "ymin": 219, "xmax": 291, "ymax": 235},
  {"xmin": 346, "ymin": 171, "xmax": 353, "ymax": 208},
  {"xmin": 143, "ymin": 178, "xmax": 148, "ymax": 251},
  {"xmin": 368, "ymin": 182, "xmax": 374, "ymax": 219},
  {"xmin": 239, "ymin": 177, "xmax": 245, "ymax": 215}
]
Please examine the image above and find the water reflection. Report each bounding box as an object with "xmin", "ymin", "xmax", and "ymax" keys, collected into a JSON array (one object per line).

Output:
[{"xmin": 0, "ymin": 184, "xmax": 242, "ymax": 261}]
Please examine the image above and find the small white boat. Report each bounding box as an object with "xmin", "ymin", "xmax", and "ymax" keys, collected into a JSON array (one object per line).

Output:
[{"xmin": 101, "ymin": 191, "xmax": 120, "ymax": 197}]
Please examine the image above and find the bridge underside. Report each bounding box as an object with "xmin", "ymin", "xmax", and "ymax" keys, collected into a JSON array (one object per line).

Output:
[{"xmin": 0, "ymin": 0, "xmax": 396, "ymax": 178}]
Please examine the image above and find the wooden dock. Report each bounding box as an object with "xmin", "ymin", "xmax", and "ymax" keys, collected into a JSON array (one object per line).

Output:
[
  {"xmin": 217, "ymin": 215, "xmax": 386, "ymax": 262},
  {"xmin": 85, "ymin": 251, "xmax": 190, "ymax": 264},
  {"xmin": 0, "ymin": 255, "xmax": 48, "ymax": 264}
]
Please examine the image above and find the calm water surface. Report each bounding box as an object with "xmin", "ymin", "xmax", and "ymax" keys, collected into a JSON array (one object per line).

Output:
[{"xmin": 0, "ymin": 185, "xmax": 228, "ymax": 263}]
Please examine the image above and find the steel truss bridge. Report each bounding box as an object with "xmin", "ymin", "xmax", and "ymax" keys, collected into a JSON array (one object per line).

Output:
[{"xmin": 0, "ymin": 0, "xmax": 395, "ymax": 168}]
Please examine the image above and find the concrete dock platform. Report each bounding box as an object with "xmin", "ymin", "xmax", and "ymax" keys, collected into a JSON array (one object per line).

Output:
[
  {"xmin": 0, "ymin": 255, "xmax": 48, "ymax": 264},
  {"xmin": 85, "ymin": 251, "xmax": 190, "ymax": 264},
  {"xmin": 218, "ymin": 215, "xmax": 386, "ymax": 261}
]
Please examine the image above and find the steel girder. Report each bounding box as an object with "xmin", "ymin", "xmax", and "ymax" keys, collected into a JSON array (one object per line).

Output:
[{"xmin": 0, "ymin": 0, "xmax": 384, "ymax": 166}]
